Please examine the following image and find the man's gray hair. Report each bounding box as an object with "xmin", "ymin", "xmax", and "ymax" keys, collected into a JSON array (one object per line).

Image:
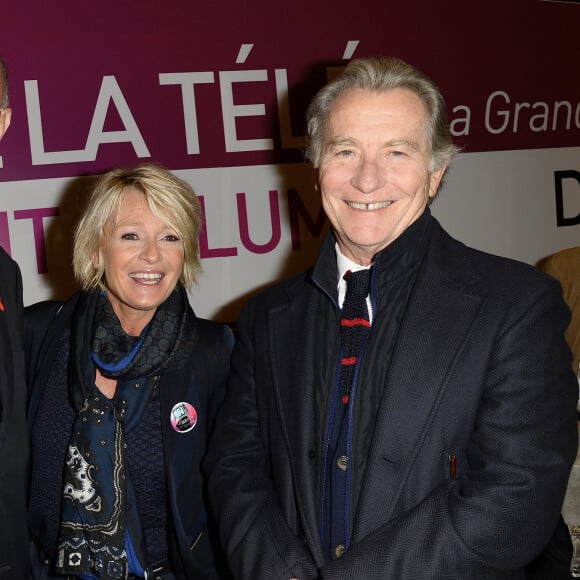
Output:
[
  {"xmin": 0, "ymin": 57, "xmax": 9, "ymax": 109},
  {"xmin": 306, "ymin": 56, "xmax": 460, "ymax": 174}
]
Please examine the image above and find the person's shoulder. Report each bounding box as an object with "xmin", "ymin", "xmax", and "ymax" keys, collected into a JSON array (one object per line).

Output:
[
  {"xmin": 539, "ymin": 246, "xmax": 580, "ymax": 275},
  {"xmin": 434, "ymin": 221, "xmax": 559, "ymax": 296},
  {"xmin": 186, "ymin": 316, "xmax": 235, "ymax": 365},
  {"xmin": 194, "ymin": 316, "xmax": 235, "ymax": 341},
  {"xmin": 25, "ymin": 293, "xmax": 79, "ymax": 327},
  {"xmin": 0, "ymin": 245, "xmax": 17, "ymax": 270},
  {"xmin": 268, "ymin": 269, "xmax": 313, "ymax": 296},
  {"xmin": 463, "ymin": 242, "xmax": 561, "ymax": 301},
  {"xmin": 244, "ymin": 269, "xmax": 312, "ymax": 310},
  {"xmin": 25, "ymin": 299, "xmax": 63, "ymax": 316},
  {"xmin": 546, "ymin": 245, "xmax": 580, "ymax": 263},
  {"xmin": 0, "ymin": 246, "xmax": 21, "ymax": 285}
]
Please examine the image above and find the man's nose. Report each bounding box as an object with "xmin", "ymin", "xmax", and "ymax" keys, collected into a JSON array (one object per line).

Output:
[{"xmin": 350, "ymin": 157, "xmax": 384, "ymax": 194}]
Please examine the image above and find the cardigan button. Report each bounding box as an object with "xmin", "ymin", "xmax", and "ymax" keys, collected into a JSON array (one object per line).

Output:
[
  {"xmin": 336, "ymin": 455, "xmax": 348, "ymax": 471},
  {"xmin": 334, "ymin": 544, "xmax": 346, "ymax": 558}
]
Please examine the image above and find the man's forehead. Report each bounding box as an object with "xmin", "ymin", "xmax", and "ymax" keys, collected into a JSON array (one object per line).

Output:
[
  {"xmin": 324, "ymin": 88, "xmax": 429, "ymax": 144},
  {"xmin": 328, "ymin": 88, "xmax": 427, "ymax": 122}
]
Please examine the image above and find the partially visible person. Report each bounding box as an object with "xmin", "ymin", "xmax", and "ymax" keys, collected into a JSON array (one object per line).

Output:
[
  {"xmin": 25, "ymin": 164, "xmax": 233, "ymax": 579},
  {"xmin": 0, "ymin": 57, "xmax": 11, "ymax": 139},
  {"xmin": 540, "ymin": 247, "xmax": 580, "ymax": 378},
  {"xmin": 526, "ymin": 246, "xmax": 580, "ymax": 580},
  {"xmin": 205, "ymin": 56, "xmax": 578, "ymax": 579},
  {"xmin": 0, "ymin": 55, "xmax": 31, "ymax": 580}
]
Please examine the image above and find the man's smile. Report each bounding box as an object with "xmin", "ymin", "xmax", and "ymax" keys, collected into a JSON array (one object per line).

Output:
[{"xmin": 346, "ymin": 200, "xmax": 393, "ymax": 210}]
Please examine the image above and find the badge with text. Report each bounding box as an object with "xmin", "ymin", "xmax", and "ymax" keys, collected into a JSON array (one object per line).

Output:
[{"xmin": 170, "ymin": 402, "xmax": 198, "ymax": 433}]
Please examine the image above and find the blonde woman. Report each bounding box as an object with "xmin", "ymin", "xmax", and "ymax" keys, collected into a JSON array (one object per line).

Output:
[{"xmin": 26, "ymin": 164, "xmax": 233, "ymax": 580}]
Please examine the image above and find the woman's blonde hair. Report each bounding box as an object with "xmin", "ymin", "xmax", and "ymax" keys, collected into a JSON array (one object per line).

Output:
[{"xmin": 73, "ymin": 163, "xmax": 202, "ymax": 290}]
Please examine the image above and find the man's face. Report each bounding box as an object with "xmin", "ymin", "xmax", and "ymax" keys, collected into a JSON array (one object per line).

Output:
[
  {"xmin": 317, "ymin": 87, "xmax": 445, "ymax": 265},
  {"xmin": 0, "ymin": 80, "xmax": 12, "ymax": 142}
]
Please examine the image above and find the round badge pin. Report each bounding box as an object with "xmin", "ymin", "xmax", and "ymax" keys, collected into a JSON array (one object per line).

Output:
[{"xmin": 170, "ymin": 402, "xmax": 198, "ymax": 433}]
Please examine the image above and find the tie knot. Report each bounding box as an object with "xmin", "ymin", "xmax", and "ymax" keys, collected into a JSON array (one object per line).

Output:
[{"xmin": 344, "ymin": 268, "xmax": 371, "ymax": 300}]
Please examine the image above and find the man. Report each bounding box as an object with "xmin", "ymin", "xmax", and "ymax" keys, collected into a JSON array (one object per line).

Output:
[
  {"xmin": 206, "ymin": 57, "xmax": 578, "ymax": 579},
  {"xmin": 0, "ymin": 56, "xmax": 30, "ymax": 579}
]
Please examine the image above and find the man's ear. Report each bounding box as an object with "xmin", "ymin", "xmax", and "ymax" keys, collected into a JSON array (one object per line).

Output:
[
  {"xmin": 428, "ymin": 167, "xmax": 446, "ymax": 199},
  {"xmin": 314, "ymin": 168, "xmax": 321, "ymax": 192},
  {"xmin": 0, "ymin": 107, "xmax": 12, "ymax": 142}
]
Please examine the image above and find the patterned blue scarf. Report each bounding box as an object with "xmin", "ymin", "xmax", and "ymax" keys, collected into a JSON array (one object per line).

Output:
[{"xmin": 56, "ymin": 286, "xmax": 194, "ymax": 578}]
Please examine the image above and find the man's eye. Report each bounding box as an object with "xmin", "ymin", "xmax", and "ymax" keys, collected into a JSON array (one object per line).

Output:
[{"xmin": 337, "ymin": 149, "xmax": 353, "ymax": 157}]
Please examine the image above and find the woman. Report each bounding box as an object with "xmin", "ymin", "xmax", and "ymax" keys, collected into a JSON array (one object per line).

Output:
[{"xmin": 25, "ymin": 164, "xmax": 234, "ymax": 579}]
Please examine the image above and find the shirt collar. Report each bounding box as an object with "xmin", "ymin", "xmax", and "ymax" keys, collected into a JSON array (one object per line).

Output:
[
  {"xmin": 336, "ymin": 244, "xmax": 372, "ymax": 285},
  {"xmin": 335, "ymin": 244, "xmax": 372, "ymax": 307}
]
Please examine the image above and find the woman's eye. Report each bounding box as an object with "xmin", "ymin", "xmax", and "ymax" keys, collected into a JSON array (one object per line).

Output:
[
  {"xmin": 164, "ymin": 234, "xmax": 180, "ymax": 242},
  {"xmin": 121, "ymin": 233, "xmax": 138, "ymax": 240}
]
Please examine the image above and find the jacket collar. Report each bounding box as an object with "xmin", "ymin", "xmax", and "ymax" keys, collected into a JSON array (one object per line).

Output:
[{"xmin": 310, "ymin": 207, "xmax": 434, "ymax": 309}]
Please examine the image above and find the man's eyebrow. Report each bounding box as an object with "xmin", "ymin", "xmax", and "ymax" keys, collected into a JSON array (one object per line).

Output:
[
  {"xmin": 325, "ymin": 137, "xmax": 357, "ymax": 149},
  {"xmin": 325, "ymin": 137, "xmax": 421, "ymax": 151},
  {"xmin": 384, "ymin": 138, "xmax": 421, "ymax": 150}
]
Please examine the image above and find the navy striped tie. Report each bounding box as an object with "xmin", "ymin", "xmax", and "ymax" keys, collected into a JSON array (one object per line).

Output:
[{"xmin": 339, "ymin": 268, "xmax": 371, "ymax": 405}]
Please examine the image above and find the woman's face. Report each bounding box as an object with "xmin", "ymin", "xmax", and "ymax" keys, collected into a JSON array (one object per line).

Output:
[{"xmin": 97, "ymin": 188, "xmax": 185, "ymax": 335}]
